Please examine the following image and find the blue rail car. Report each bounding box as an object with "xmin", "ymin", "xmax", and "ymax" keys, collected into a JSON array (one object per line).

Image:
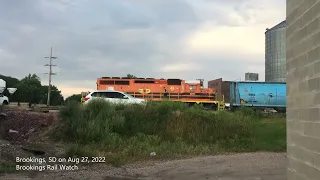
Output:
[{"xmin": 230, "ymin": 81, "xmax": 286, "ymax": 109}]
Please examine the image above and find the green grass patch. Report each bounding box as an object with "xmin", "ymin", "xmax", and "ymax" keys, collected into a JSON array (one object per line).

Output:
[
  {"xmin": 0, "ymin": 160, "xmax": 16, "ymax": 174},
  {"xmin": 252, "ymin": 116, "xmax": 286, "ymax": 151},
  {"xmin": 51, "ymin": 100, "xmax": 286, "ymax": 165}
]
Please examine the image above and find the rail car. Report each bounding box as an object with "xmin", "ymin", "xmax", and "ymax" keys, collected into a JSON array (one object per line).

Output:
[
  {"xmin": 229, "ymin": 81, "xmax": 286, "ymax": 112},
  {"xmin": 96, "ymin": 77, "xmax": 225, "ymax": 110}
]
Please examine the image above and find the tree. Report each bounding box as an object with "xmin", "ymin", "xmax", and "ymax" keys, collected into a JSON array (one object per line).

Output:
[
  {"xmin": 126, "ymin": 74, "xmax": 137, "ymax": 79},
  {"xmin": 65, "ymin": 94, "xmax": 82, "ymax": 103},
  {"xmin": 40, "ymin": 85, "xmax": 64, "ymax": 106},
  {"xmin": 14, "ymin": 74, "xmax": 43, "ymax": 104},
  {"xmin": 15, "ymin": 82, "xmax": 30, "ymax": 103},
  {"xmin": 1, "ymin": 73, "xmax": 65, "ymax": 105},
  {"xmin": 0, "ymin": 74, "xmax": 19, "ymax": 87}
]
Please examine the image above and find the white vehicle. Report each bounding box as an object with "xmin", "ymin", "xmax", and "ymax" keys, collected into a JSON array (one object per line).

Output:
[
  {"xmin": 0, "ymin": 79, "xmax": 8, "ymax": 105},
  {"xmin": 83, "ymin": 90, "xmax": 146, "ymax": 105},
  {"xmin": 0, "ymin": 79, "xmax": 16, "ymax": 106},
  {"xmin": 0, "ymin": 79, "xmax": 6, "ymax": 94},
  {"xmin": 0, "ymin": 94, "xmax": 9, "ymax": 105}
]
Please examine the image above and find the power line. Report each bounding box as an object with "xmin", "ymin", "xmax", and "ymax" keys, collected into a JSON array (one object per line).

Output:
[{"xmin": 44, "ymin": 47, "xmax": 57, "ymax": 106}]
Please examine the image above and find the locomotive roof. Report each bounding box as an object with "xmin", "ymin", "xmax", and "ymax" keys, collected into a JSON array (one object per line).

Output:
[{"xmin": 98, "ymin": 77, "xmax": 182, "ymax": 80}]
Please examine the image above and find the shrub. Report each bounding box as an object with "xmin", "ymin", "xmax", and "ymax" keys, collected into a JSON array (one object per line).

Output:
[{"xmin": 53, "ymin": 99, "xmax": 286, "ymax": 161}]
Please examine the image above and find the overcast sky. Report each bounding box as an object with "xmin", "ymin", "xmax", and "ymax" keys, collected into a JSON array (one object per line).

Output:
[{"xmin": 0, "ymin": 0, "xmax": 286, "ymax": 97}]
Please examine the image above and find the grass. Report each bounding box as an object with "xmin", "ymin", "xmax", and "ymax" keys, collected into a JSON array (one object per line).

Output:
[
  {"xmin": 251, "ymin": 117, "xmax": 286, "ymax": 151},
  {"xmin": 51, "ymin": 99, "xmax": 286, "ymax": 166},
  {"xmin": 0, "ymin": 160, "xmax": 16, "ymax": 173}
]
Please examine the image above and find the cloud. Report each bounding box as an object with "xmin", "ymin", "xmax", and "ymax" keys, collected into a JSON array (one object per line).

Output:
[
  {"xmin": 0, "ymin": 0, "xmax": 285, "ymax": 98},
  {"xmin": 187, "ymin": 24, "xmax": 266, "ymax": 55},
  {"xmin": 159, "ymin": 63, "xmax": 203, "ymax": 73}
]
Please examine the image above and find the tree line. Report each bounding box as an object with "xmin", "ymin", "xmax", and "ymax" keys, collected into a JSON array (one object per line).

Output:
[
  {"xmin": 0, "ymin": 73, "xmax": 64, "ymax": 106},
  {"xmin": 0, "ymin": 73, "xmax": 140, "ymax": 106}
]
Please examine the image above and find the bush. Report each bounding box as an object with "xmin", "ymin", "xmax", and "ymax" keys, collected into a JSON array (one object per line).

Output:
[{"xmin": 52, "ymin": 99, "xmax": 286, "ymax": 162}]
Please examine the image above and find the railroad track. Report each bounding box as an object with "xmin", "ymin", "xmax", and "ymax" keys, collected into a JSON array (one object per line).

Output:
[
  {"xmin": 36, "ymin": 106, "xmax": 60, "ymax": 113},
  {"xmin": 18, "ymin": 106, "xmax": 61, "ymax": 113},
  {"xmin": 38, "ymin": 106, "xmax": 60, "ymax": 110}
]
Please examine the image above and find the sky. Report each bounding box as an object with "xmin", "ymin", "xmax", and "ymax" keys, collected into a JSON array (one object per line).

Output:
[{"xmin": 0, "ymin": 0, "xmax": 286, "ymax": 98}]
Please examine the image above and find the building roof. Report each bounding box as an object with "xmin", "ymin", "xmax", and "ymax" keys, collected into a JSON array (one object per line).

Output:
[
  {"xmin": 265, "ymin": 20, "xmax": 286, "ymax": 33},
  {"xmin": 231, "ymin": 81, "xmax": 286, "ymax": 84}
]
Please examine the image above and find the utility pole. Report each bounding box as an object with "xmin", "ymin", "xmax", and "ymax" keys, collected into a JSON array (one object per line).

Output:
[{"xmin": 44, "ymin": 47, "xmax": 57, "ymax": 106}]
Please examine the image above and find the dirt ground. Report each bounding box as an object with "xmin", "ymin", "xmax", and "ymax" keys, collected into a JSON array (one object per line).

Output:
[{"xmin": 1, "ymin": 152, "xmax": 286, "ymax": 180}]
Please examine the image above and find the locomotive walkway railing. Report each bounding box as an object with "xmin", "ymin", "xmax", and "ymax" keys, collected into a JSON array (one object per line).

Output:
[{"xmin": 126, "ymin": 92, "xmax": 216, "ymax": 102}]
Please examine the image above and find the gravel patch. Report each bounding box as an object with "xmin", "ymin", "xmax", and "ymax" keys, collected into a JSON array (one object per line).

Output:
[{"xmin": 1, "ymin": 152, "xmax": 286, "ymax": 180}]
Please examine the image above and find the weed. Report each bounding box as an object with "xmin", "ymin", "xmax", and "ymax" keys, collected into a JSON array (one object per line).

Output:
[{"xmin": 53, "ymin": 100, "xmax": 286, "ymax": 164}]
